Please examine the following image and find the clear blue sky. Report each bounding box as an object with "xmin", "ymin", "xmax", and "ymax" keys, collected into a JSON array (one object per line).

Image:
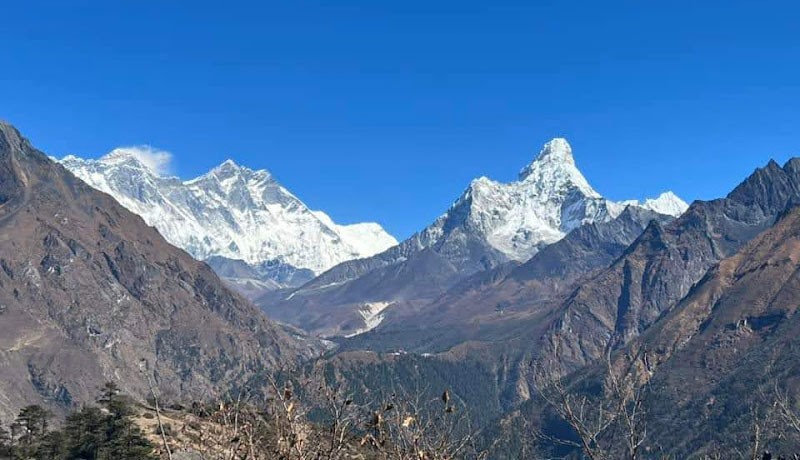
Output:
[{"xmin": 1, "ymin": 1, "xmax": 799, "ymax": 239}]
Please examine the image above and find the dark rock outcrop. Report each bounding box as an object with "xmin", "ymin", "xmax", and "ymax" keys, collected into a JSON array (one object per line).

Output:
[{"xmin": 547, "ymin": 158, "xmax": 800, "ymax": 370}]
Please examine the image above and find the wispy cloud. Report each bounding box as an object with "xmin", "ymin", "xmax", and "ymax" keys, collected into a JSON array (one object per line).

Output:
[{"xmin": 109, "ymin": 145, "xmax": 173, "ymax": 175}]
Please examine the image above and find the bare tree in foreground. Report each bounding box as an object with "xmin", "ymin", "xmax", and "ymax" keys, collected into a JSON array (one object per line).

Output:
[
  {"xmin": 152, "ymin": 365, "xmax": 488, "ymax": 459},
  {"xmin": 531, "ymin": 340, "xmax": 654, "ymax": 460},
  {"xmin": 532, "ymin": 341, "xmax": 800, "ymax": 460},
  {"xmin": 361, "ymin": 384, "xmax": 487, "ymax": 460}
]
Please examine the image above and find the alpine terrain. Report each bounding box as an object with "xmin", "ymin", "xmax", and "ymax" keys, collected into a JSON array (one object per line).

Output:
[
  {"xmin": 0, "ymin": 122, "xmax": 315, "ymax": 424},
  {"xmin": 507, "ymin": 159, "xmax": 800, "ymax": 458},
  {"xmin": 6, "ymin": 117, "xmax": 800, "ymax": 459},
  {"xmin": 4, "ymin": 3, "xmax": 798, "ymax": 458},
  {"xmin": 60, "ymin": 152, "xmax": 397, "ymax": 293},
  {"xmin": 261, "ymin": 138, "xmax": 688, "ymax": 337}
]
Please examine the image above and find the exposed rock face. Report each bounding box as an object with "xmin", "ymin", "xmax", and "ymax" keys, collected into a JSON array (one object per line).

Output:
[
  {"xmin": 60, "ymin": 152, "xmax": 397, "ymax": 290},
  {"xmin": 260, "ymin": 139, "xmax": 686, "ymax": 337},
  {"xmin": 534, "ymin": 205, "xmax": 800, "ymax": 457},
  {"xmin": 345, "ymin": 157, "xmax": 800, "ymax": 420},
  {"xmin": 339, "ymin": 206, "xmax": 675, "ymax": 353},
  {"xmin": 625, "ymin": 205, "xmax": 800, "ymax": 455},
  {"xmin": 0, "ymin": 122, "xmax": 315, "ymax": 423},
  {"xmin": 547, "ymin": 158, "xmax": 800, "ymax": 371}
]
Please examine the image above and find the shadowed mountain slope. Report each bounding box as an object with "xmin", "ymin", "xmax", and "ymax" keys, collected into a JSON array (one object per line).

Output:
[
  {"xmin": 0, "ymin": 122, "xmax": 316, "ymax": 423},
  {"xmin": 545, "ymin": 158, "xmax": 800, "ymax": 371},
  {"xmin": 260, "ymin": 139, "xmax": 685, "ymax": 337},
  {"xmin": 625, "ymin": 204, "xmax": 800, "ymax": 455},
  {"xmin": 523, "ymin": 205, "xmax": 800, "ymax": 458},
  {"xmin": 340, "ymin": 206, "xmax": 674, "ymax": 353}
]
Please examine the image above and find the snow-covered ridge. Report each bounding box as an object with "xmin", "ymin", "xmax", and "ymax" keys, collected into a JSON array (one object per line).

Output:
[
  {"xmin": 60, "ymin": 151, "xmax": 398, "ymax": 275},
  {"xmin": 412, "ymin": 138, "xmax": 688, "ymax": 262},
  {"xmin": 616, "ymin": 191, "xmax": 689, "ymax": 218}
]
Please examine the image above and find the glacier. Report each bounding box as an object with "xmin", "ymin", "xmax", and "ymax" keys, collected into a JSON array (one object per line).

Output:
[{"xmin": 60, "ymin": 150, "xmax": 398, "ymax": 282}]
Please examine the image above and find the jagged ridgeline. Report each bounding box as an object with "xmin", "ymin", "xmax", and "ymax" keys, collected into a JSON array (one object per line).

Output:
[
  {"xmin": 9, "ymin": 118, "xmax": 800, "ymax": 458},
  {"xmin": 0, "ymin": 122, "xmax": 316, "ymax": 424},
  {"xmin": 260, "ymin": 138, "xmax": 687, "ymax": 338},
  {"xmin": 493, "ymin": 157, "xmax": 800, "ymax": 458},
  {"xmin": 60, "ymin": 151, "xmax": 398, "ymax": 293}
]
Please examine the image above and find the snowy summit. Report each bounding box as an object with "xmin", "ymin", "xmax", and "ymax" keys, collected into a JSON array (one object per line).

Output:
[
  {"xmin": 60, "ymin": 151, "xmax": 398, "ymax": 281},
  {"xmin": 411, "ymin": 137, "xmax": 688, "ymax": 263}
]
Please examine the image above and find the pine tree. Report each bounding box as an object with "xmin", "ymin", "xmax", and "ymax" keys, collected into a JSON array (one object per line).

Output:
[
  {"xmin": 0, "ymin": 426, "xmax": 12, "ymax": 457},
  {"xmin": 62, "ymin": 406, "xmax": 107, "ymax": 460},
  {"xmin": 34, "ymin": 429, "xmax": 67, "ymax": 459},
  {"xmin": 0, "ymin": 383, "xmax": 157, "ymax": 460},
  {"xmin": 58, "ymin": 383, "xmax": 157, "ymax": 460},
  {"xmin": 99, "ymin": 382, "xmax": 157, "ymax": 460},
  {"xmin": 7, "ymin": 404, "xmax": 53, "ymax": 458},
  {"xmin": 98, "ymin": 382, "xmax": 133, "ymax": 418},
  {"xmin": 12, "ymin": 404, "xmax": 51, "ymax": 445}
]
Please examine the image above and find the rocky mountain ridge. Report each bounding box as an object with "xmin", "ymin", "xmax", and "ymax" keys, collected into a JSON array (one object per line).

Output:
[
  {"xmin": 0, "ymin": 122, "xmax": 315, "ymax": 423},
  {"xmin": 260, "ymin": 138, "xmax": 688, "ymax": 337},
  {"xmin": 60, "ymin": 151, "xmax": 398, "ymax": 289}
]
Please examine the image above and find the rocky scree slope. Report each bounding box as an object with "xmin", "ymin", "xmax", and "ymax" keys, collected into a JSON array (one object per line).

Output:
[
  {"xmin": 543, "ymin": 158, "xmax": 800, "ymax": 373},
  {"xmin": 341, "ymin": 205, "xmax": 676, "ymax": 353},
  {"xmin": 260, "ymin": 138, "xmax": 687, "ymax": 337},
  {"xmin": 0, "ymin": 122, "xmax": 316, "ymax": 424}
]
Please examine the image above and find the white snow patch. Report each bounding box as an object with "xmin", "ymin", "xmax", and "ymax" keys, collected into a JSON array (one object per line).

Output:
[
  {"xmin": 344, "ymin": 302, "xmax": 392, "ymax": 338},
  {"xmin": 285, "ymin": 280, "xmax": 347, "ymax": 300},
  {"xmin": 640, "ymin": 191, "xmax": 689, "ymax": 217}
]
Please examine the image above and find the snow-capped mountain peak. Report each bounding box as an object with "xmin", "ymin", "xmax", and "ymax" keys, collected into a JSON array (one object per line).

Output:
[
  {"xmin": 207, "ymin": 158, "xmax": 265, "ymax": 179},
  {"xmin": 534, "ymin": 137, "xmax": 575, "ymax": 165},
  {"xmin": 96, "ymin": 145, "xmax": 174, "ymax": 175},
  {"xmin": 60, "ymin": 152, "xmax": 398, "ymax": 281},
  {"xmin": 414, "ymin": 138, "xmax": 686, "ymax": 263},
  {"xmin": 199, "ymin": 159, "xmax": 262, "ymax": 182},
  {"xmin": 616, "ymin": 191, "xmax": 689, "ymax": 218},
  {"xmin": 187, "ymin": 159, "xmax": 281, "ymax": 203},
  {"xmin": 644, "ymin": 191, "xmax": 689, "ymax": 215},
  {"xmin": 518, "ymin": 138, "xmax": 601, "ymax": 199},
  {"xmin": 217, "ymin": 158, "xmax": 239, "ymax": 168}
]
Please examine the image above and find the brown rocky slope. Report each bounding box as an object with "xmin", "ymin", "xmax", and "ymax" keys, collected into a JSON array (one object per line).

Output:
[
  {"xmin": 0, "ymin": 122, "xmax": 316, "ymax": 423},
  {"xmin": 625, "ymin": 204, "xmax": 800, "ymax": 455}
]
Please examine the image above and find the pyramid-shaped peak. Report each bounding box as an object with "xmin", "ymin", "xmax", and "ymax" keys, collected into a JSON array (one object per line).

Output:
[
  {"xmin": 518, "ymin": 138, "xmax": 577, "ymax": 181},
  {"xmin": 100, "ymin": 147, "xmax": 146, "ymax": 164},
  {"xmin": 536, "ymin": 138, "xmax": 574, "ymax": 165},
  {"xmin": 212, "ymin": 158, "xmax": 252, "ymax": 174},
  {"xmin": 517, "ymin": 138, "xmax": 595, "ymax": 197},
  {"xmin": 211, "ymin": 158, "xmax": 269, "ymax": 178}
]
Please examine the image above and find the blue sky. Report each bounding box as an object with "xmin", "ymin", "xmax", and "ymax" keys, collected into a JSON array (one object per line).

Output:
[{"xmin": 1, "ymin": 1, "xmax": 799, "ymax": 239}]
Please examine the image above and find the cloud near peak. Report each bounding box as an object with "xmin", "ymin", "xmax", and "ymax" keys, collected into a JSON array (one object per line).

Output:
[{"xmin": 106, "ymin": 145, "xmax": 173, "ymax": 175}]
